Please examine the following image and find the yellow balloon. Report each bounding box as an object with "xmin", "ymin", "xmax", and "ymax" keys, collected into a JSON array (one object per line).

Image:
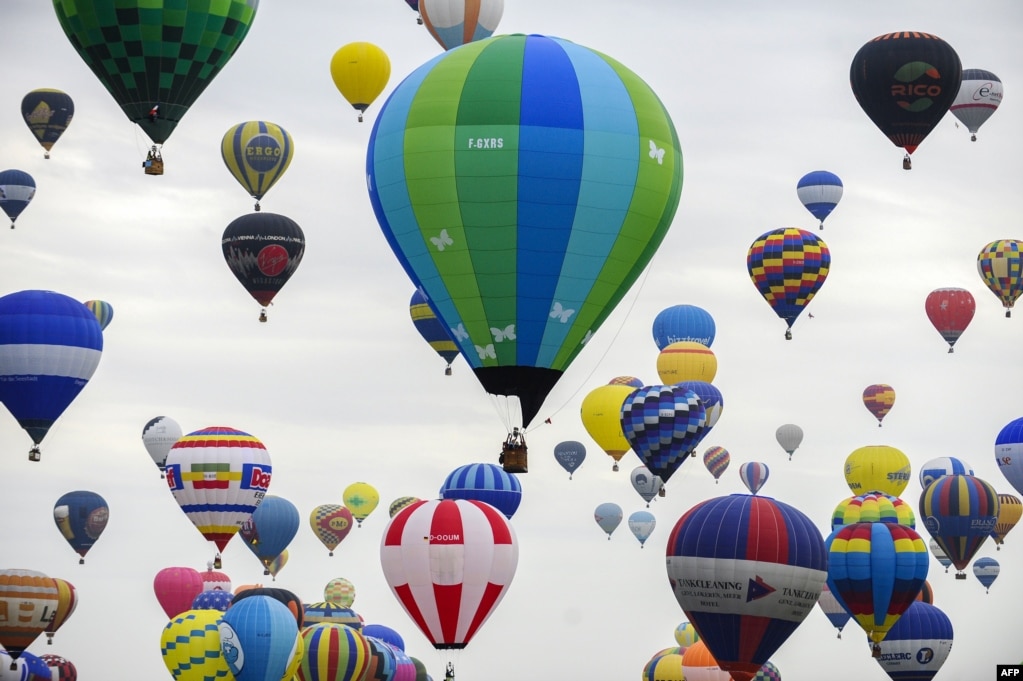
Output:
[
  {"xmin": 160, "ymin": 609, "xmax": 231, "ymax": 681},
  {"xmin": 329, "ymin": 42, "xmax": 391, "ymax": 122},
  {"xmin": 656, "ymin": 341, "xmax": 717, "ymax": 384},
  {"xmin": 580, "ymin": 384, "xmax": 635, "ymax": 469},
  {"xmin": 343, "ymin": 482, "xmax": 380, "ymax": 526},
  {"xmin": 221, "ymin": 120, "xmax": 294, "ymax": 210},
  {"xmin": 994, "ymin": 493, "xmax": 1022, "ymax": 546},
  {"xmin": 843, "ymin": 445, "xmax": 911, "ymax": 497}
]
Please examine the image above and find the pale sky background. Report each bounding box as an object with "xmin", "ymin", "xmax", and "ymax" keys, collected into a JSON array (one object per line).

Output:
[{"xmin": 2, "ymin": 1, "xmax": 1022, "ymax": 679}]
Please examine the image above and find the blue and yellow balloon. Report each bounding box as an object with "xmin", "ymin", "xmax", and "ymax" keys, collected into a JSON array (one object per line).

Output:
[{"xmin": 222, "ymin": 121, "xmax": 294, "ymax": 211}]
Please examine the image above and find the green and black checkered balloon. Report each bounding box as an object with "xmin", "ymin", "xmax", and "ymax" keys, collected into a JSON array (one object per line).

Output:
[{"xmin": 52, "ymin": 0, "xmax": 259, "ymax": 144}]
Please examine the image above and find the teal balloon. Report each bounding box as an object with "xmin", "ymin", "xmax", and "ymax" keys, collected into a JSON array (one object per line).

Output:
[
  {"xmin": 218, "ymin": 595, "xmax": 299, "ymax": 681},
  {"xmin": 83, "ymin": 300, "xmax": 113, "ymax": 331}
]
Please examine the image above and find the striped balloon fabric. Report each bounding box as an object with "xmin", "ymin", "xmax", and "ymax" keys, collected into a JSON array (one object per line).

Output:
[
  {"xmin": 439, "ymin": 462, "xmax": 522, "ymax": 519},
  {"xmin": 0, "ymin": 569, "xmax": 59, "ymax": 659},
  {"xmin": 420, "ymin": 0, "xmax": 504, "ymax": 50},
  {"xmin": 739, "ymin": 462, "xmax": 770, "ymax": 495},
  {"xmin": 299, "ymin": 622, "xmax": 371, "ymax": 681},
  {"xmin": 796, "ymin": 170, "xmax": 843, "ymax": 229}
]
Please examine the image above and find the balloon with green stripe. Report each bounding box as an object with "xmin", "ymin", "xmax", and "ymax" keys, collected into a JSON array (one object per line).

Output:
[{"xmin": 367, "ymin": 34, "xmax": 683, "ymax": 428}]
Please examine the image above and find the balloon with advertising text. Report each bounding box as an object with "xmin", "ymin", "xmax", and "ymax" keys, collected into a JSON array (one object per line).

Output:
[
  {"xmin": 919, "ymin": 474, "xmax": 1000, "ymax": 578},
  {"xmin": 221, "ymin": 121, "xmax": 294, "ymax": 211},
  {"xmin": 874, "ymin": 601, "xmax": 953, "ymax": 681},
  {"xmin": 652, "ymin": 304, "xmax": 716, "ymax": 351},
  {"xmin": 553, "ymin": 440, "xmax": 587, "ymax": 479},
  {"xmin": 222, "ymin": 212, "xmax": 305, "ymax": 322},
  {"xmin": 0, "ymin": 570, "xmax": 59, "ymax": 663},
  {"xmin": 844, "ymin": 445, "xmax": 911, "ymax": 497},
  {"xmin": 22, "ymin": 88, "xmax": 74, "ymax": 159},
  {"xmin": 950, "ymin": 69, "xmax": 1003, "ymax": 141},
  {"xmin": 995, "ymin": 416, "xmax": 1023, "ymax": 496},
  {"xmin": 310, "ymin": 504, "xmax": 355, "ymax": 556}
]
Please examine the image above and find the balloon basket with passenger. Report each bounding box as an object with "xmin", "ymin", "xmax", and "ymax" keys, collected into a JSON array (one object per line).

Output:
[
  {"xmin": 499, "ymin": 428, "xmax": 528, "ymax": 474},
  {"xmin": 143, "ymin": 145, "xmax": 164, "ymax": 175}
]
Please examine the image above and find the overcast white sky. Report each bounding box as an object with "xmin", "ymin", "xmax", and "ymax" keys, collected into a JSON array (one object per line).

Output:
[{"xmin": 2, "ymin": 1, "xmax": 1022, "ymax": 679}]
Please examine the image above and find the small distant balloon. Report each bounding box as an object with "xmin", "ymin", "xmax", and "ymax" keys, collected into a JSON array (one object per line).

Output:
[
  {"xmin": 862, "ymin": 384, "xmax": 895, "ymax": 426},
  {"xmin": 594, "ymin": 502, "xmax": 623, "ymax": 540},
  {"xmin": 22, "ymin": 88, "xmax": 74, "ymax": 158},
  {"xmin": 747, "ymin": 228, "xmax": 829, "ymax": 339},
  {"xmin": 628, "ymin": 510, "xmax": 656, "ymax": 548},
  {"xmin": 142, "ymin": 415, "xmax": 183, "ymax": 477},
  {"xmin": 775, "ymin": 424, "xmax": 803, "ymax": 460},
  {"xmin": 702, "ymin": 446, "xmax": 730, "ymax": 483},
  {"xmin": 553, "ymin": 440, "xmax": 586, "ymax": 479},
  {"xmin": 330, "ymin": 42, "xmax": 391, "ymax": 122},
  {"xmin": 0, "ymin": 169, "xmax": 36, "ymax": 227},
  {"xmin": 739, "ymin": 462, "xmax": 770, "ymax": 495},
  {"xmin": 924, "ymin": 287, "xmax": 975, "ymax": 352},
  {"xmin": 977, "ymin": 239, "xmax": 1023, "ymax": 318},
  {"xmin": 796, "ymin": 170, "xmax": 843, "ymax": 229},
  {"xmin": 950, "ymin": 69, "xmax": 1003, "ymax": 141},
  {"xmin": 83, "ymin": 300, "xmax": 114, "ymax": 331}
]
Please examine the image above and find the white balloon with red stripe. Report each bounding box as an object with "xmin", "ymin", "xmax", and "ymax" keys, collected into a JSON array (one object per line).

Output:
[{"xmin": 380, "ymin": 498, "xmax": 518, "ymax": 650}]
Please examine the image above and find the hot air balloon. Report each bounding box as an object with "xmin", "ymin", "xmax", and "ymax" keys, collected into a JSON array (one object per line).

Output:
[
  {"xmin": 796, "ymin": 170, "xmax": 843, "ymax": 229},
  {"xmin": 299, "ymin": 622, "xmax": 371, "ymax": 681},
  {"xmin": 419, "ymin": 0, "xmax": 503, "ymax": 51},
  {"xmin": 81, "ymin": 300, "xmax": 113, "ymax": 331},
  {"xmin": 0, "ymin": 170, "xmax": 36, "ymax": 228},
  {"xmin": 950, "ymin": 69, "xmax": 1003, "ymax": 141},
  {"xmin": 594, "ymin": 502, "xmax": 623, "ymax": 540},
  {"xmin": 361, "ymin": 624, "xmax": 403, "ymax": 651},
  {"xmin": 652, "ymin": 305, "xmax": 716, "ymax": 350},
  {"xmin": 238, "ymin": 495, "xmax": 300, "ymax": 575},
  {"xmin": 309, "ymin": 505, "xmax": 355, "ymax": 556},
  {"xmin": 915, "ymin": 579, "xmax": 934, "ymax": 605},
  {"xmin": 410, "ymin": 289, "xmax": 460, "ymax": 375},
  {"xmin": 973, "ymin": 556, "xmax": 999, "ymax": 592},
  {"xmin": 160, "ymin": 610, "xmax": 232, "ymax": 681},
  {"xmin": 680, "ymin": 640, "xmax": 731, "ymax": 681},
  {"xmin": 323, "ymin": 578, "xmax": 356, "ymax": 609},
  {"xmin": 832, "ymin": 492, "xmax": 915, "ymax": 531},
  {"xmin": 266, "ymin": 551, "xmax": 288, "ymax": 580},
  {"xmin": 142, "ymin": 416, "xmax": 183, "ymax": 478},
  {"xmin": 52, "ymin": 490, "xmax": 108, "ymax": 564},
  {"xmin": 849, "ymin": 31, "xmax": 962, "ymax": 169},
  {"xmin": 844, "ymin": 445, "xmax": 911, "ymax": 497},
  {"xmin": 439, "ymin": 463, "xmax": 522, "ymax": 519},
  {"xmin": 367, "ymin": 34, "xmax": 682, "ymax": 436},
  {"xmin": 630, "ymin": 466, "xmax": 664, "ymax": 507},
  {"xmin": 53, "ymin": 0, "xmax": 259, "ymax": 172},
  {"xmin": 232, "ymin": 587, "xmax": 304, "ymax": 629},
  {"xmin": 656, "ymin": 342, "xmax": 717, "ymax": 384},
  {"xmin": 738, "ymin": 462, "xmax": 770, "ymax": 495},
  {"xmin": 302, "ymin": 603, "xmax": 360, "ymax": 630},
  {"xmin": 929, "ymin": 538, "xmax": 952, "ymax": 573},
  {"xmin": 753, "ymin": 661, "xmax": 781, "ymax": 681},
  {"xmin": 402, "ymin": 0, "xmax": 423, "ymax": 23},
  {"xmin": 826, "ymin": 522, "xmax": 930, "ymax": 656},
  {"xmin": 222, "ymin": 212, "xmax": 306, "ymax": 322},
  {"xmin": 996, "ymin": 416, "xmax": 1023, "ymax": 496},
  {"xmin": 875, "ymin": 601, "xmax": 953, "ymax": 681},
  {"xmin": 43, "ymin": 578, "xmax": 77, "ymax": 646},
  {"xmin": 192, "ymin": 589, "xmax": 234, "ymax": 612},
  {"xmin": 924, "ymin": 287, "xmax": 975, "ymax": 352},
  {"xmin": 0, "ymin": 290, "xmax": 103, "ymax": 461},
  {"xmin": 39, "ymin": 654, "xmax": 75, "ymax": 681},
  {"xmin": 702, "ymin": 446, "xmax": 730, "ymax": 483},
  {"xmin": 977, "ymin": 239, "xmax": 1023, "ymax": 317},
  {"xmin": 0, "ymin": 570, "xmax": 59, "ymax": 662},
  {"xmin": 816, "ymin": 583, "xmax": 852, "ymax": 638},
  {"xmin": 918, "ymin": 456, "xmax": 974, "ymax": 490},
  {"xmin": 343, "ymin": 482, "xmax": 379, "ymax": 527},
  {"xmin": 993, "ymin": 493, "xmax": 1022, "ymax": 548},
  {"xmin": 164, "ymin": 427, "xmax": 272, "ymax": 566},
  {"xmin": 581, "ymin": 384, "xmax": 636, "ymax": 471},
  {"xmin": 643, "ymin": 652, "xmax": 684, "ymax": 681},
  {"xmin": 330, "ymin": 42, "xmax": 391, "ymax": 123},
  {"xmin": 667, "ymin": 495, "xmax": 827, "ymax": 680},
  {"xmin": 609, "ymin": 376, "xmax": 644, "ymax": 387},
  {"xmin": 202, "ymin": 565, "xmax": 231, "ymax": 593},
  {"xmin": 747, "ymin": 228, "xmax": 830, "ymax": 339},
  {"xmin": 675, "ymin": 381, "xmax": 723, "ymax": 434},
  {"xmin": 361, "ymin": 636, "xmax": 398, "ymax": 681},
  {"xmin": 621, "ymin": 385, "xmax": 708, "ymax": 485},
  {"xmin": 862, "ymin": 384, "xmax": 896, "ymax": 427},
  {"xmin": 553, "ymin": 440, "xmax": 586, "ymax": 479},
  {"xmin": 388, "ymin": 496, "xmax": 421, "ymax": 519},
  {"xmin": 775, "ymin": 424, "xmax": 803, "ymax": 460},
  {"xmin": 380, "ymin": 498, "xmax": 518, "ymax": 671},
  {"xmin": 221, "ymin": 121, "xmax": 294, "ymax": 211},
  {"xmin": 219, "ymin": 595, "xmax": 302, "ymax": 681},
  {"xmin": 628, "ymin": 510, "xmax": 656, "ymax": 548},
  {"xmin": 154, "ymin": 567, "xmax": 204, "ymax": 619},
  {"xmin": 21, "ymin": 89, "xmax": 74, "ymax": 159},
  {"xmin": 674, "ymin": 621, "xmax": 699, "ymax": 649},
  {"xmin": 919, "ymin": 473, "xmax": 1000, "ymax": 578},
  {"xmin": 0, "ymin": 651, "xmax": 51, "ymax": 681}
]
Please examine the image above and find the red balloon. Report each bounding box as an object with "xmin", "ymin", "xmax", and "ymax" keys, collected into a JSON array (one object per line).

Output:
[
  {"xmin": 153, "ymin": 567, "xmax": 203, "ymax": 619},
  {"xmin": 924, "ymin": 288, "xmax": 975, "ymax": 353}
]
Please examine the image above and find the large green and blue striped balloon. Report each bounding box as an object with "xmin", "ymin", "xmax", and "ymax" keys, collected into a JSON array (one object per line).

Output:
[{"xmin": 367, "ymin": 34, "xmax": 682, "ymax": 427}]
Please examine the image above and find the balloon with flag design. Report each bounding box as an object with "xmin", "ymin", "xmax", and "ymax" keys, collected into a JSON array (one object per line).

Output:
[{"xmin": 747, "ymin": 228, "xmax": 830, "ymax": 339}]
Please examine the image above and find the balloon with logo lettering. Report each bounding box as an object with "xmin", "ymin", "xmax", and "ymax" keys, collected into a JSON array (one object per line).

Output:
[
  {"xmin": 343, "ymin": 482, "xmax": 380, "ymax": 527},
  {"xmin": 53, "ymin": 0, "xmax": 259, "ymax": 152},
  {"xmin": 0, "ymin": 290, "xmax": 103, "ymax": 459},
  {"xmin": 410, "ymin": 288, "xmax": 460, "ymax": 375},
  {"xmin": 594, "ymin": 502, "xmax": 623, "ymax": 540},
  {"xmin": 419, "ymin": 0, "xmax": 503, "ymax": 51},
  {"xmin": 747, "ymin": 228, "xmax": 830, "ymax": 339},
  {"xmin": 309, "ymin": 504, "xmax": 355, "ymax": 556},
  {"xmin": 652, "ymin": 305, "xmax": 716, "ymax": 351},
  {"xmin": 0, "ymin": 169, "xmax": 36, "ymax": 227},
  {"xmin": 238, "ymin": 495, "xmax": 300, "ymax": 575},
  {"xmin": 160, "ymin": 609, "xmax": 232, "ymax": 681},
  {"xmin": 972, "ymin": 556, "xmax": 999, "ymax": 593},
  {"xmin": 919, "ymin": 473, "xmax": 1000, "ymax": 577},
  {"xmin": 367, "ymin": 34, "xmax": 683, "ymax": 432},
  {"xmin": 950, "ymin": 69, "xmax": 1003, "ymax": 141},
  {"xmin": 816, "ymin": 582, "xmax": 852, "ymax": 638},
  {"xmin": 323, "ymin": 578, "xmax": 356, "ymax": 609},
  {"xmin": 142, "ymin": 415, "xmax": 183, "ymax": 478},
  {"xmin": 154, "ymin": 566, "xmax": 204, "ymax": 619},
  {"xmin": 628, "ymin": 510, "xmax": 656, "ymax": 548},
  {"xmin": 977, "ymin": 239, "xmax": 1023, "ymax": 317},
  {"xmin": 843, "ymin": 445, "xmax": 911, "ymax": 497},
  {"xmin": 796, "ymin": 170, "xmax": 843, "ymax": 230},
  {"xmin": 862, "ymin": 384, "xmax": 895, "ymax": 427},
  {"xmin": 440, "ymin": 463, "xmax": 522, "ymax": 519},
  {"xmin": 581, "ymin": 384, "xmax": 635, "ymax": 471},
  {"xmin": 738, "ymin": 462, "xmax": 769, "ymax": 495},
  {"xmin": 826, "ymin": 521, "xmax": 930, "ymax": 656},
  {"xmin": 775, "ymin": 424, "xmax": 803, "ymax": 460},
  {"xmin": 680, "ymin": 640, "xmax": 730, "ymax": 681},
  {"xmin": 702, "ymin": 446, "xmax": 729, "ymax": 483},
  {"xmin": 222, "ymin": 212, "xmax": 306, "ymax": 322},
  {"xmin": 874, "ymin": 601, "xmax": 953, "ymax": 681},
  {"xmin": 298, "ymin": 622, "xmax": 371, "ymax": 681},
  {"xmin": 666, "ymin": 495, "xmax": 828, "ymax": 680},
  {"xmin": 849, "ymin": 32, "xmax": 962, "ymax": 167},
  {"xmin": 330, "ymin": 42, "xmax": 391, "ymax": 123},
  {"xmin": 924, "ymin": 287, "xmax": 975, "ymax": 353},
  {"xmin": 630, "ymin": 466, "xmax": 663, "ymax": 507},
  {"xmin": 381, "ymin": 498, "xmax": 518, "ymax": 649},
  {"xmin": 928, "ymin": 538, "xmax": 952, "ymax": 573},
  {"xmin": 43, "ymin": 578, "xmax": 77, "ymax": 645},
  {"xmin": 164, "ymin": 426, "xmax": 272, "ymax": 561},
  {"xmin": 221, "ymin": 121, "xmax": 294, "ymax": 211},
  {"xmin": 22, "ymin": 89, "xmax": 74, "ymax": 159},
  {"xmin": 39, "ymin": 654, "xmax": 76, "ymax": 681},
  {"xmin": 219, "ymin": 595, "xmax": 302, "ymax": 681},
  {"xmin": 656, "ymin": 342, "xmax": 717, "ymax": 384},
  {"xmin": 831, "ymin": 492, "xmax": 915, "ymax": 531},
  {"xmin": 621, "ymin": 385, "xmax": 708, "ymax": 485},
  {"xmin": 52, "ymin": 491, "xmax": 108, "ymax": 564},
  {"xmin": 993, "ymin": 493, "xmax": 1022, "ymax": 548},
  {"xmin": 996, "ymin": 416, "xmax": 1023, "ymax": 496},
  {"xmin": 918, "ymin": 456, "xmax": 974, "ymax": 491},
  {"xmin": 553, "ymin": 440, "xmax": 586, "ymax": 479},
  {"xmin": 0, "ymin": 569, "xmax": 59, "ymax": 662},
  {"xmin": 82, "ymin": 300, "xmax": 113, "ymax": 331}
]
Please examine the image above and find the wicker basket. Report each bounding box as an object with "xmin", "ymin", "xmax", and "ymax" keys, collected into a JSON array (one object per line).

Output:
[{"xmin": 501, "ymin": 444, "xmax": 528, "ymax": 473}]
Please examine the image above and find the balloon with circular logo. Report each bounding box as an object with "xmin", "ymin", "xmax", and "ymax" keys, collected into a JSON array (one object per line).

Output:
[
  {"xmin": 221, "ymin": 121, "xmax": 294, "ymax": 211},
  {"xmin": 950, "ymin": 68, "xmax": 1003, "ymax": 141},
  {"xmin": 21, "ymin": 88, "xmax": 74, "ymax": 159},
  {"xmin": 874, "ymin": 601, "xmax": 953, "ymax": 681},
  {"xmin": 219, "ymin": 595, "xmax": 302, "ymax": 681},
  {"xmin": 919, "ymin": 474, "xmax": 1000, "ymax": 577},
  {"xmin": 918, "ymin": 456, "xmax": 974, "ymax": 491},
  {"xmin": 309, "ymin": 505, "xmax": 355, "ymax": 556},
  {"xmin": 52, "ymin": 490, "xmax": 108, "ymax": 564},
  {"xmin": 222, "ymin": 213, "xmax": 305, "ymax": 322}
]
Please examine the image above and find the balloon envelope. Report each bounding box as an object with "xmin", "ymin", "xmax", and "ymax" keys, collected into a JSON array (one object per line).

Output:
[
  {"xmin": 972, "ymin": 556, "xmax": 999, "ymax": 592},
  {"xmin": 630, "ymin": 466, "xmax": 664, "ymax": 506},
  {"xmin": 796, "ymin": 170, "xmax": 843, "ymax": 228},
  {"xmin": 299, "ymin": 622, "xmax": 371, "ymax": 681},
  {"xmin": 950, "ymin": 68, "xmax": 1003, "ymax": 139},
  {"xmin": 594, "ymin": 502, "xmax": 623, "ymax": 539},
  {"xmin": 221, "ymin": 121, "xmax": 294, "ymax": 208},
  {"xmin": 656, "ymin": 342, "xmax": 717, "ymax": 384},
  {"xmin": 410, "ymin": 288, "xmax": 460, "ymax": 371},
  {"xmin": 222, "ymin": 212, "xmax": 305, "ymax": 314},
  {"xmin": 0, "ymin": 570, "xmax": 59, "ymax": 659},
  {"xmin": 739, "ymin": 462, "xmax": 770, "ymax": 495},
  {"xmin": 628, "ymin": 510, "xmax": 656, "ymax": 547},
  {"xmin": 239, "ymin": 495, "xmax": 300, "ymax": 572},
  {"xmin": 343, "ymin": 482, "xmax": 379, "ymax": 526},
  {"xmin": 995, "ymin": 416, "xmax": 1023, "ymax": 496},
  {"xmin": 924, "ymin": 287, "xmax": 975, "ymax": 351},
  {"xmin": 53, "ymin": 490, "xmax": 108, "ymax": 562},
  {"xmin": 844, "ymin": 445, "xmax": 911, "ymax": 497},
  {"xmin": 652, "ymin": 304, "xmax": 716, "ymax": 350},
  {"xmin": 330, "ymin": 42, "xmax": 391, "ymax": 121},
  {"xmin": 160, "ymin": 609, "xmax": 233, "ymax": 681},
  {"xmin": 309, "ymin": 504, "xmax": 355, "ymax": 555},
  {"xmin": 219, "ymin": 595, "xmax": 301, "ymax": 681},
  {"xmin": 977, "ymin": 239, "xmax": 1023, "ymax": 316},
  {"xmin": 918, "ymin": 456, "xmax": 973, "ymax": 490},
  {"xmin": 154, "ymin": 567, "xmax": 204, "ymax": 619},
  {"xmin": 142, "ymin": 416, "xmax": 183, "ymax": 475},
  {"xmin": 82, "ymin": 300, "xmax": 113, "ymax": 331},
  {"xmin": 620, "ymin": 385, "xmax": 708, "ymax": 484},
  {"xmin": 420, "ymin": 0, "xmax": 504, "ymax": 51},
  {"xmin": 919, "ymin": 474, "xmax": 999, "ymax": 573},
  {"xmin": 862, "ymin": 384, "xmax": 895, "ymax": 425},
  {"xmin": 0, "ymin": 170, "xmax": 36, "ymax": 225},
  {"xmin": 747, "ymin": 228, "xmax": 829, "ymax": 337},
  {"xmin": 875, "ymin": 601, "xmax": 953, "ymax": 681},
  {"xmin": 22, "ymin": 88, "xmax": 74, "ymax": 157},
  {"xmin": 702, "ymin": 446, "xmax": 730, "ymax": 482},
  {"xmin": 553, "ymin": 440, "xmax": 586, "ymax": 478},
  {"xmin": 439, "ymin": 463, "xmax": 522, "ymax": 519},
  {"xmin": 775, "ymin": 424, "xmax": 803, "ymax": 459},
  {"xmin": 580, "ymin": 384, "xmax": 635, "ymax": 468}
]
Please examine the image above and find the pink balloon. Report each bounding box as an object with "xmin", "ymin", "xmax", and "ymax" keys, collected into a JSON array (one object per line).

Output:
[{"xmin": 153, "ymin": 567, "xmax": 203, "ymax": 618}]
